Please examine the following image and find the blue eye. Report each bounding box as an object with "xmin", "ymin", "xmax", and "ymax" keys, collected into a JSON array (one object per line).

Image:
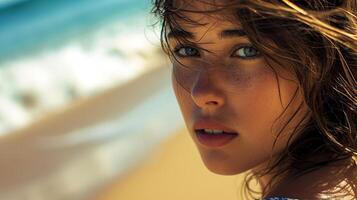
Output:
[
  {"xmin": 174, "ymin": 46, "xmax": 200, "ymax": 57},
  {"xmin": 232, "ymin": 46, "xmax": 260, "ymax": 58}
]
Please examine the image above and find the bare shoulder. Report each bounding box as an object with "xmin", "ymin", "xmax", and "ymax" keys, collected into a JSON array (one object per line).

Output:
[{"xmin": 267, "ymin": 158, "xmax": 357, "ymax": 200}]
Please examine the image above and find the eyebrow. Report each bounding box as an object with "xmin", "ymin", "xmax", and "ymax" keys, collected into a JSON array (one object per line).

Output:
[
  {"xmin": 167, "ymin": 29, "xmax": 194, "ymax": 39},
  {"xmin": 220, "ymin": 29, "xmax": 247, "ymax": 38},
  {"xmin": 167, "ymin": 28, "xmax": 247, "ymax": 39}
]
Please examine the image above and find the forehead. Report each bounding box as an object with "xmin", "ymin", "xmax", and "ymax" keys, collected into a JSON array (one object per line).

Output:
[
  {"xmin": 172, "ymin": 0, "xmax": 241, "ymax": 27},
  {"xmin": 173, "ymin": 0, "xmax": 233, "ymax": 11}
]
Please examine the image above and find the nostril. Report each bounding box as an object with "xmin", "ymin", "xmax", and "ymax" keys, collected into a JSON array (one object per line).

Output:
[{"xmin": 206, "ymin": 101, "xmax": 218, "ymax": 105}]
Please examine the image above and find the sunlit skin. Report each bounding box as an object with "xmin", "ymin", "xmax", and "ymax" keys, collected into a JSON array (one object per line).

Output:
[
  {"xmin": 168, "ymin": 0, "xmax": 311, "ymax": 191},
  {"xmin": 164, "ymin": 1, "xmax": 357, "ymax": 198}
]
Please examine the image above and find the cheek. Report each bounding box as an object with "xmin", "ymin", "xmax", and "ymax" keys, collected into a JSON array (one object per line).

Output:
[
  {"xmin": 235, "ymin": 67, "xmax": 302, "ymax": 151},
  {"xmin": 233, "ymin": 69, "xmax": 280, "ymax": 132},
  {"xmin": 221, "ymin": 60, "xmax": 276, "ymax": 92},
  {"xmin": 171, "ymin": 70, "xmax": 194, "ymax": 124}
]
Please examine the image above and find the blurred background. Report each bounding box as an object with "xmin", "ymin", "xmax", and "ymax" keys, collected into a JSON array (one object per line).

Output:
[{"xmin": 0, "ymin": 0, "xmax": 248, "ymax": 200}]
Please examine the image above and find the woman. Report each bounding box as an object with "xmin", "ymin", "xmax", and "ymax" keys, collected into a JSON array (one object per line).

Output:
[{"xmin": 151, "ymin": 0, "xmax": 357, "ymax": 199}]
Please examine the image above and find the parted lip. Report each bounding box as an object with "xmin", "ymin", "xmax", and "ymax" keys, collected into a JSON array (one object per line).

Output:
[{"xmin": 193, "ymin": 119, "xmax": 238, "ymax": 134}]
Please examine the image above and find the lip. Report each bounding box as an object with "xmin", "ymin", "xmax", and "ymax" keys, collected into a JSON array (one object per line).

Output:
[
  {"xmin": 195, "ymin": 130, "xmax": 238, "ymax": 148},
  {"xmin": 193, "ymin": 119, "xmax": 238, "ymax": 134}
]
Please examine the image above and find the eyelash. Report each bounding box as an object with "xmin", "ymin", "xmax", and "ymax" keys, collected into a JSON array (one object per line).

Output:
[
  {"xmin": 173, "ymin": 44, "xmax": 261, "ymax": 59},
  {"xmin": 173, "ymin": 45, "xmax": 201, "ymax": 58}
]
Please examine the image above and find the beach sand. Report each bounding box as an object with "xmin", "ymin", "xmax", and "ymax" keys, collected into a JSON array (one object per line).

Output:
[{"xmin": 96, "ymin": 128, "xmax": 257, "ymax": 200}]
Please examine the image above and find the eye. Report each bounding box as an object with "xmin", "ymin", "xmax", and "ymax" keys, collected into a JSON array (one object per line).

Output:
[
  {"xmin": 232, "ymin": 45, "xmax": 260, "ymax": 59},
  {"xmin": 174, "ymin": 46, "xmax": 200, "ymax": 57}
]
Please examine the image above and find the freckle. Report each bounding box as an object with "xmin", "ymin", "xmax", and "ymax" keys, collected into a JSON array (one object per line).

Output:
[
  {"xmin": 222, "ymin": 62, "xmax": 273, "ymax": 90},
  {"xmin": 232, "ymin": 72, "xmax": 254, "ymax": 88},
  {"xmin": 235, "ymin": 68, "xmax": 271, "ymax": 89}
]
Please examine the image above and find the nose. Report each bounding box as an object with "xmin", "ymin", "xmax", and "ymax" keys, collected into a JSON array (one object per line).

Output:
[{"xmin": 190, "ymin": 71, "xmax": 225, "ymax": 110}]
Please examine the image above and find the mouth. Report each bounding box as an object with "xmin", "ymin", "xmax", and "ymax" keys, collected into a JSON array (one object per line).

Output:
[
  {"xmin": 195, "ymin": 129, "xmax": 238, "ymax": 135},
  {"xmin": 194, "ymin": 129, "xmax": 238, "ymax": 148},
  {"xmin": 193, "ymin": 118, "xmax": 239, "ymax": 148}
]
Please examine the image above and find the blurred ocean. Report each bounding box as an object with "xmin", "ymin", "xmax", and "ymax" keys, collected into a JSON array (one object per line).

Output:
[
  {"xmin": 0, "ymin": 0, "xmax": 152, "ymax": 62},
  {"xmin": 0, "ymin": 2, "xmax": 185, "ymax": 200},
  {"xmin": 0, "ymin": 0, "xmax": 164, "ymax": 135},
  {"xmin": 0, "ymin": 0, "xmax": 29, "ymax": 9}
]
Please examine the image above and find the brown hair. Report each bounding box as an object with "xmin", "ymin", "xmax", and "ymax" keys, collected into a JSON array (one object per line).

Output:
[{"xmin": 151, "ymin": 0, "xmax": 357, "ymax": 199}]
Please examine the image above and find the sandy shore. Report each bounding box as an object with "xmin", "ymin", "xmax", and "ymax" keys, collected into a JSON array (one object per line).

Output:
[{"xmin": 96, "ymin": 128, "xmax": 257, "ymax": 200}]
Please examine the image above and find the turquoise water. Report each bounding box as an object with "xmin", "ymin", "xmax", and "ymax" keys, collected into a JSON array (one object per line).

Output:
[
  {"xmin": 0, "ymin": 0, "xmax": 152, "ymax": 63},
  {"xmin": 0, "ymin": 0, "xmax": 29, "ymax": 8}
]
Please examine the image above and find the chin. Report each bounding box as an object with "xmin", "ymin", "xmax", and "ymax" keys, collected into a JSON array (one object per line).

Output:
[
  {"xmin": 196, "ymin": 147, "xmax": 252, "ymax": 176},
  {"xmin": 201, "ymin": 159, "xmax": 248, "ymax": 176},
  {"xmin": 206, "ymin": 167, "xmax": 242, "ymax": 175}
]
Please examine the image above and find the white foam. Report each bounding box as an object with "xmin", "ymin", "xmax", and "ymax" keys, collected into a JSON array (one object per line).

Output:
[{"xmin": 0, "ymin": 14, "xmax": 162, "ymax": 135}]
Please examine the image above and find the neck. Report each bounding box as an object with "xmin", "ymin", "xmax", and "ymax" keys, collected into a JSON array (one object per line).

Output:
[
  {"xmin": 250, "ymin": 157, "xmax": 291, "ymax": 195},
  {"xmin": 255, "ymin": 157, "xmax": 357, "ymax": 198}
]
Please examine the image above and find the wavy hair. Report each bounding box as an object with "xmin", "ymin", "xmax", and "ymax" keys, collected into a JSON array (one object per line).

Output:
[{"xmin": 151, "ymin": 0, "xmax": 357, "ymax": 199}]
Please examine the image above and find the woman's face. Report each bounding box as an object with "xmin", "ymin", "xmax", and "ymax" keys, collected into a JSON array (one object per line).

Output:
[{"xmin": 169, "ymin": 1, "xmax": 309, "ymax": 175}]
